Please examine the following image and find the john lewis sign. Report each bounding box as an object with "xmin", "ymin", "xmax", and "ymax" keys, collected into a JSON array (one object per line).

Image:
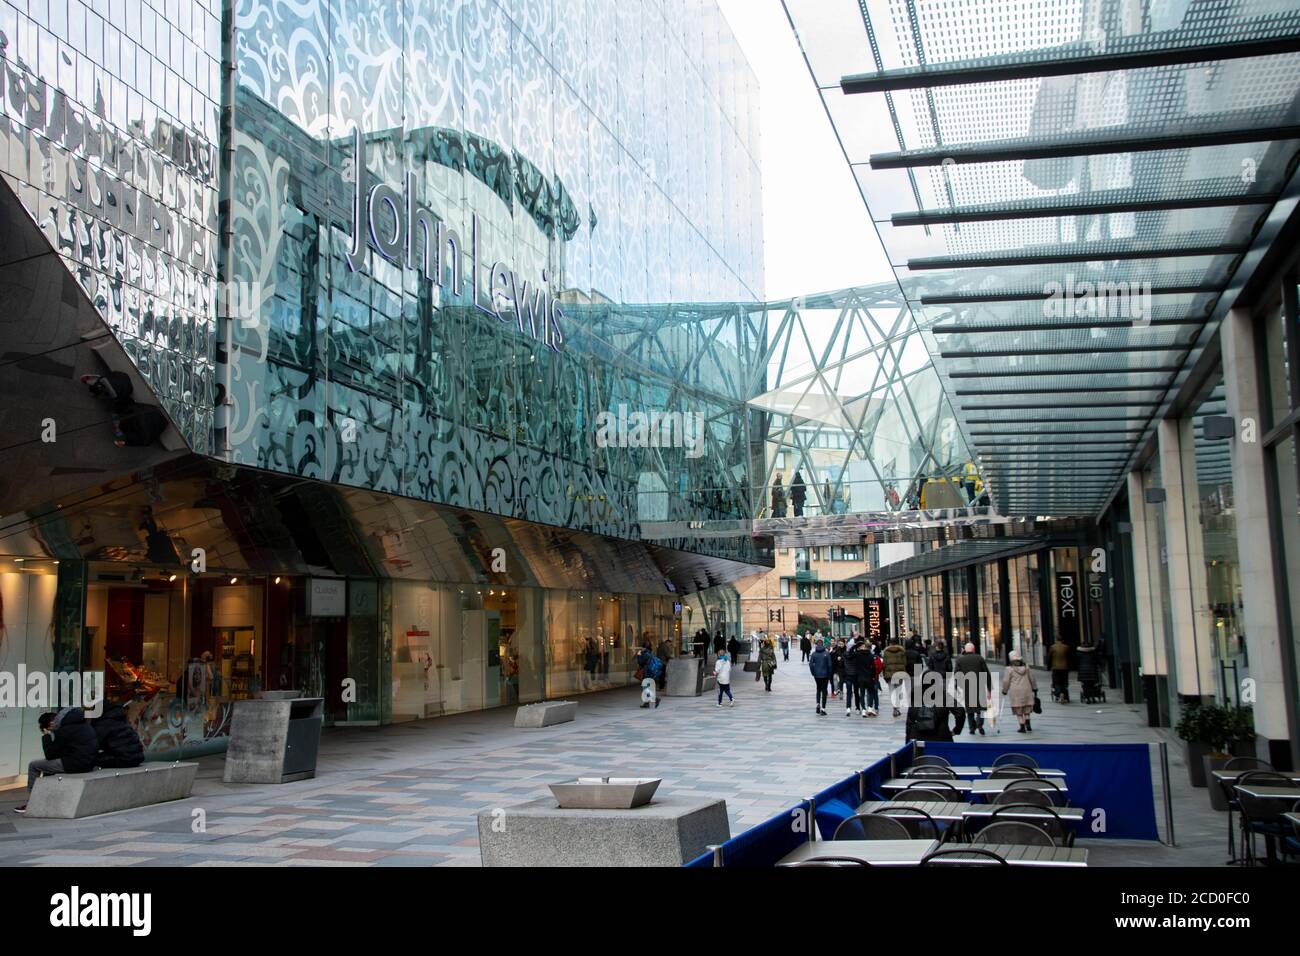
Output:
[{"xmin": 344, "ymin": 128, "xmax": 565, "ymax": 352}]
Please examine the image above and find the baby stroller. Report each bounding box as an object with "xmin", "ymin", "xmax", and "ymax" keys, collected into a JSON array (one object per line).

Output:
[
  {"xmin": 1080, "ymin": 678, "xmax": 1106, "ymax": 704},
  {"xmin": 1076, "ymin": 645, "xmax": 1105, "ymax": 703}
]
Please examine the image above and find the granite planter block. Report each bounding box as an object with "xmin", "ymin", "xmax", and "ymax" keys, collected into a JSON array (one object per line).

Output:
[
  {"xmin": 478, "ymin": 794, "xmax": 729, "ymax": 866},
  {"xmin": 26, "ymin": 763, "xmax": 198, "ymax": 819},
  {"xmin": 665, "ymin": 657, "xmax": 703, "ymax": 697},
  {"xmin": 223, "ymin": 697, "xmax": 324, "ymax": 784},
  {"xmin": 514, "ymin": 700, "xmax": 577, "ymax": 728}
]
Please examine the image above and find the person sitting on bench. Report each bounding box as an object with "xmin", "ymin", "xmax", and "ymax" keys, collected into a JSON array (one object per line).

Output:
[
  {"xmin": 14, "ymin": 708, "xmax": 98, "ymax": 814},
  {"xmin": 93, "ymin": 701, "xmax": 145, "ymax": 768}
]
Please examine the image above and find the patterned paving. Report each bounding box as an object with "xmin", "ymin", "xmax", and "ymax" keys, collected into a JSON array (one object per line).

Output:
[{"xmin": 0, "ymin": 660, "xmax": 1222, "ymax": 866}]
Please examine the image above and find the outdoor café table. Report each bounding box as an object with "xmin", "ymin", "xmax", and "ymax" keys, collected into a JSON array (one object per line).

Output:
[
  {"xmin": 778, "ymin": 839, "xmax": 938, "ymax": 867},
  {"xmin": 904, "ymin": 766, "xmax": 984, "ymax": 778},
  {"xmin": 961, "ymin": 804, "xmax": 1085, "ymax": 824},
  {"xmin": 970, "ymin": 778, "xmax": 1069, "ymax": 799},
  {"xmin": 879, "ymin": 777, "xmax": 974, "ymax": 795},
  {"xmin": 1212, "ymin": 769, "xmax": 1300, "ymax": 785},
  {"xmin": 978, "ymin": 767, "xmax": 1067, "ymax": 779},
  {"xmin": 856, "ymin": 800, "xmax": 969, "ymax": 823},
  {"xmin": 926, "ymin": 844, "xmax": 1088, "ymax": 867},
  {"xmin": 1232, "ymin": 784, "xmax": 1300, "ymax": 802}
]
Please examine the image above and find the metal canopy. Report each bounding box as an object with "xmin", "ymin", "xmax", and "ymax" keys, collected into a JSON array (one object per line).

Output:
[
  {"xmin": 853, "ymin": 537, "xmax": 1050, "ymax": 587},
  {"xmin": 783, "ymin": 0, "xmax": 1300, "ymax": 517}
]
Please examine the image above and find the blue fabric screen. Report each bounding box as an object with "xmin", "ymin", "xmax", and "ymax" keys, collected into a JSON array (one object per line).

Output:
[{"xmin": 918, "ymin": 741, "xmax": 1160, "ymax": 841}]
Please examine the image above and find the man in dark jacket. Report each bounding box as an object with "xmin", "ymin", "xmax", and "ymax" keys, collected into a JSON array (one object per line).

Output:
[
  {"xmin": 799, "ymin": 633, "xmax": 813, "ymax": 662},
  {"xmin": 952, "ymin": 642, "xmax": 992, "ymax": 735},
  {"xmin": 905, "ymin": 639, "xmax": 925, "ymax": 681},
  {"xmin": 727, "ymin": 635, "xmax": 741, "ymax": 665},
  {"xmin": 713, "ymin": 630, "xmax": 726, "ymax": 654},
  {"xmin": 94, "ymin": 702, "xmax": 145, "ymax": 768},
  {"xmin": 845, "ymin": 640, "xmax": 874, "ymax": 717},
  {"xmin": 809, "ymin": 640, "xmax": 833, "ymax": 716},
  {"xmin": 16, "ymin": 708, "xmax": 99, "ymax": 814}
]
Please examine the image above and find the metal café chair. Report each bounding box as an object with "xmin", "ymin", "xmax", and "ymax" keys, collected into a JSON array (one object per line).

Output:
[
  {"xmin": 1004, "ymin": 778, "xmax": 1066, "ymax": 806},
  {"xmin": 912, "ymin": 755, "xmax": 953, "ymax": 769},
  {"xmin": 905, "ymin": 765, "xmax": 959, "ymax": 779},
  {"xmin": 991, "ymin": 752, "xmax": 1040, "ymax": 770},
  {"xmin": 989, "ymin": 765, "xmax": 1040, "ymax": 780},
  {"xmin": 920, "ymin": 846, "xmax": 1009, "ymax": 866},
  {"xmin": 872, "ymin": 804, "xmax": 942, "ymax": 841},
  {"xmin": 834, "ymin": 813, "xmax": 913, "ymax": 841},
  {"xmin": 788, "ymin": 856, "xmax": 872, "ymax": 867},
  {"xmin": 991, "ymin": 788, "xmax": 1053, "ymax": 808},
  {"xmin": 905, "ymin": 779, "xmax": 962, "ymax": 797},
  {"xmin": 1234, "ymin": 771, "xmax": 1300, "ymax": 866},
  {"xmin": 973, "ymin": 820, "xmax": 1057, "ymax": 848},
  {"xmin": 1218, "ymin": 757, "xmax": 1273, "ymax": 864},
  {"xmin": 990, "ymin": 803, "xmax": 1072, "ymax": 846}
]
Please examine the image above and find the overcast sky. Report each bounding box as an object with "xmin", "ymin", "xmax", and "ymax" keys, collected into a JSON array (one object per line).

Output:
[{"xmin": 717, "ymin": 0, "xmax": 895, "ymax": 300}]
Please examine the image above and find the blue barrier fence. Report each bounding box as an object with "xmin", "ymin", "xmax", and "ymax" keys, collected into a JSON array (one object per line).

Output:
[
  {"xmin": 686, "ymin": 743, "xmax": 914, "ymax": 867},
  {"xmin": 686, "ymin": 740, "xmax": 1162, "ymax": 866},
  {"xmin": 918, "ymin": 741, "xmax": 1160, "ymax": 841}
]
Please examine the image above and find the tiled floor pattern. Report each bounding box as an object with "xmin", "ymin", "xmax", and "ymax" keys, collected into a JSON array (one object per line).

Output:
[{"xmin": 0, "ymin": 661, "xmax": 1228, "ymax": 866}]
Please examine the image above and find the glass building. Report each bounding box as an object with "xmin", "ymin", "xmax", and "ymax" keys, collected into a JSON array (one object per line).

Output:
[{"xmin": 0, "ymin": 0, "xmax": 769, "ymax": 775}]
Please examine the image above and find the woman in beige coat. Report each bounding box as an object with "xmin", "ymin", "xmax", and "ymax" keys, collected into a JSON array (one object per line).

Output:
[{"xmin": 1001, "ymin": 650, "xmax": 1038, "ymax": 733}]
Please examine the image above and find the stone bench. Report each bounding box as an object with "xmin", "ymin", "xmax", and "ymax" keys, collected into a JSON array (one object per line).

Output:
[
  {"xmin": 514, "ymin": 700, "xmax": 578, "ymax": 728},
  {"xmin": 26, "ymin": 762, "xmax": 198, "ymax": 819}
]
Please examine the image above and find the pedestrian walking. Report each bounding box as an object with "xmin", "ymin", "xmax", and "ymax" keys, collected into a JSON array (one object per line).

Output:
[
  {"xmin": 882, "ymin": 636, "xmax": 907, "ymax": 717},
  {"xmin": 863, "ymin": 642, "xmax": 882, "ymax": 716},
  {"xmin": 830, "ymin": 638, "xmax": 846, "ymax": 699},
  {"xmin": 1002, "ymin": 650, "xmax": 1038, "ymax": 733},
  {"xmin": 779, "ymin": 632, "xmax": 790, "ymax": 662},
  {"xmin": 809, "ymin": 639, "xmax": 832, "ymax": 715},
  {"xmin": 759, "ymin": 637, "xmax": 778, "ymax": 692},
  {"xmin": 799, "ymin": 633, "xmax": 812, "ymax": 662},
  {"xmin": 1048, "ymin": 636, "xmax": 1071, "ymax": 703},
  {"xmin": 715, "ymin": 652, "xmax": 735, "ymax": 707},
  {"xmin": 655, "ymin": 635, "xmax": 672, "ymax": 692},
  {"xmin": 952, "ymin": 642, "xmax": 992, "ymax": 735},
  {"xmin": 636, "ymin": 642, "xmax": 662, "ymax": 709},
  {"xmin": 844, "ymin": 637, "xmax": 869, "ymax": 717}
]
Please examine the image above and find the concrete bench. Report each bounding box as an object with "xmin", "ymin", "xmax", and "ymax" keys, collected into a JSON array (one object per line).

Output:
[
  {"xmin": 26, "ymin": 762, "xmax": 198, "ymax": 819},
  {"xmin": 515, "ymin": 700, "xmax": 578, "ymax": 728}
]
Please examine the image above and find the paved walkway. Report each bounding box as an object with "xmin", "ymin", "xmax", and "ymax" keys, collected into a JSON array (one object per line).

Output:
[{"xmin": 0, "ymin": 657, "xmax": 1226, "ymax": 866}]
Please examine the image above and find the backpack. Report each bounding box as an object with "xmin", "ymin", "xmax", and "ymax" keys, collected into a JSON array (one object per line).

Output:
[
  {"xmin": 908, "ymin": 706, "xmax": 937, "ymax": 733},
  {"xmin": 646, "ymin": 655, "xmax": 664, "ymax": 679}
]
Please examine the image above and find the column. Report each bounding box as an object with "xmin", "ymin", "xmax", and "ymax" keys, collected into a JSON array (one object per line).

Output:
[
  {"xmin": 1156, "ymin": 417, "xmax": 1215, "ymax": 701},
  {"xmin": 1127, "ymin": 471, "xmax": 1166, "ymax": 677},
  {"xmin": 1221, "ymin": 307, "xmax": 1294, "ymax": 760}
]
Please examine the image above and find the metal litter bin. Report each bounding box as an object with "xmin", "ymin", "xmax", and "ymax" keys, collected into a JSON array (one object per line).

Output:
[{"xmin": 224, "ymin": 697, "xmax": 324, "ymax": 784}]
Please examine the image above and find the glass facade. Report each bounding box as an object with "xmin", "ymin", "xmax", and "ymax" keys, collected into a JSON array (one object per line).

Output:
[
  {"xmin": 0, "ymin": 0, "xmax": 772, "ymax": 768},
  {"xmin": 224, "ymin": 0, "xmax": 765, "ymax": 554}
]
